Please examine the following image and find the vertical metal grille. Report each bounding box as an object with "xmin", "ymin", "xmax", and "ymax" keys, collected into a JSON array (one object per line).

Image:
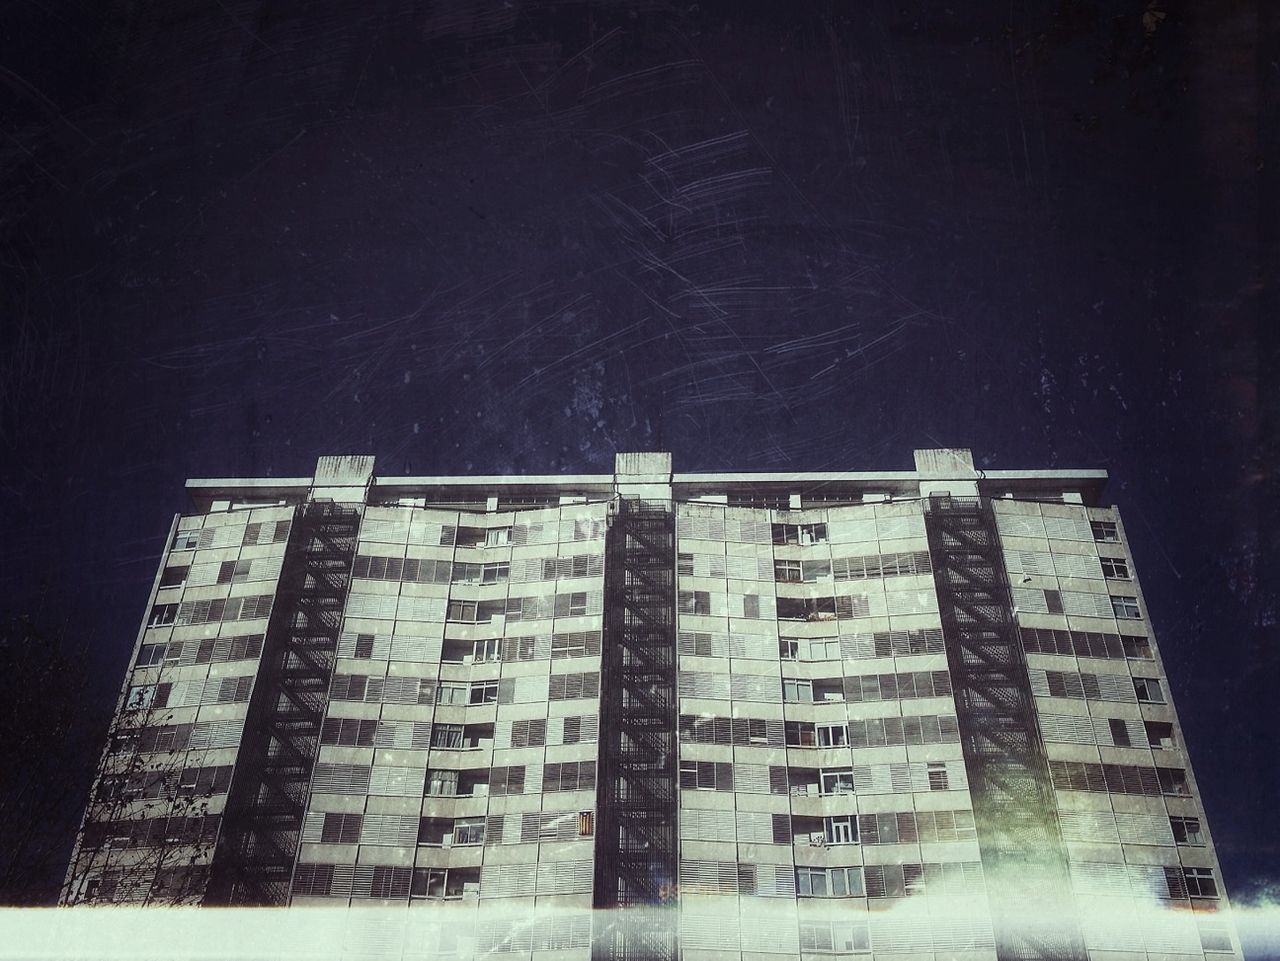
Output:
[
  {"xmin": 922, "ymin": 496, "xmax": 1087, "ymax": 961},
  {"xmin": 205, "ymin": 502, "xmax": 361, "ymax": 905},
  {"xmin": 591, "ymin": 500, "xmax": 678, "ymax": 961}
]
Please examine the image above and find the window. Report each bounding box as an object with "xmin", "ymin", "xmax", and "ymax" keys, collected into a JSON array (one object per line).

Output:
[
  {"xmin": 742, "ymin": 594, "xmax": 760, "ymax": 618},
  {"xmin": 1145, "ymin": 720, "xmax": 1175, "ymax": 749},
  {"xmin": 774, "ymin": 560, "xmax": 802, "ymax": 583},
  {"xmin": 785, "ymin": 721, "xmax": 816, "ymax": 747},
  {"xmin": 819, "ymin": 769, "xmax": 855, "ymax": 795},
  {"xmin": 452, "ymin": 818, "xmax": 485, "ymax": 846},
  {"xmin": 1134, "ymin": 677, "xmax": 1165, "ymax": 704},
  {"xmin": 677, "ymin": 553, "xmax": 694, "ymax": 575},
  {"xmin": 481, "ymin": 562, "xmax": 509, "ymax": 584},
  {"xmin": 446, "ymin": 600, "xmax": 478, "ymax": 623},
  {"xmin": 1171, "ymin": 816, "xmax": 1204, "ymax": 846},
  {"xmin": 1199, "ymin": 921, "xmax": 1233, "ymax": 953},
  {"xmin": 562, "ymin": 716, "xmax": 582, "ymax": 744},
  {"xmin": 782, "ymin": 679, "xmax": 812, "ymax": 703},
  {"xmin": 679, "ymin": 760, "xmax": 732, "ymax": 791},
  {"xmin": 159, "ymin": 565, "xmax": 189, "ymax": 588},
  {"xmin": 1108, "ymin": 718, "xmax": 1132, "ymax": 747},
  {"xmin": 436, "ymin": 683, "xmax": 467, "ymax": 706},
  {"xmin": 1045, "ymin": 589, "xmax": 1064, "ymax": 614},
  {"xmin": 796, "ymin": 866, "xmax": 863, "ymax": 897},
  {"xmin": 807, "ymin": 638, "xmax": 841, "ymax": 661},
  {"xmin": 927, "ymin": 762, "xmax": 949, "ymax": 791},
  {"xmin": 679, "ymin": 591, "xmax": 711, "ymax": 615},
  {"xmin": 172, "ymin": 531, "xmax": 202, "ymax": 552},
  {"xmin": 426, "ymin": 769, "xmax": 459, "ymax": 796},
  {"xmin": 410, "ymin": 868, "xmax": 447, "ymax": 899},
  {"xmin": 800, "ymin": 921, "xmax": 870, "ymax": 954},
  {"xmin": 823, "ymin": 816, "xmax": 857, "ymax": 845},
  {"xmin": 320, "ymin": 813, "xmax": 362, "ymax": 844},
  {"xmin": 554, "ymin": 591, "xmax": 590, "ymax": 618},
  {"xmin": 485, "ymin": 527, "xmax": 512, "ymax": 547},
  {"xmin": 1091, "ymin": 520, "xmax": 1120, "ymax": 542},
  {"xmin": 1100, "ymin": 556, "xmax": 1130, "ymax": 579},
  {"xmin": 1111, "ymin": 595, "xmax": 1141, "ymax": 619},
  {"xmin": 125, "ymin": 683, "xmax": 170, "ymax": 711},
  {"xmin": 779, "ymin": 639, "xmax": 798, "ymax": 660},
  {"xmin": 352, "ymin": 634, "xmax": 375, "ymax": 659},
  {"xmin": 472, "ymin": 638, "xmax": 501, "ymax": 663},
  {"xmin": 469, "ymin": 681, "xmax": 498, "ymax": 705},
  {"xmin": 817, "ymin": 723, "xmax": 848, "ymax": 748},
  {"xmin": 578, "ymin": 811, "xmax": 595, "ymax": 837},
  {"xmin": 802, "ymin": 559, "xmax": 832, "ymax": 581},
  {"xmin": 1158, "ymin": 767, "xmax": 1190, "ymax": 796},
  {"xmin": 1122, "ymin": 634, "xmax": 1153, "ymax": 659},
  {"xmin": 148, "ymin": 604, "xmax": 178, "ymax": 628},
  {"xmin": 510, "ymin": 718, "xmax": 547, "ymax": 748},
  {"xmin": 135, "ymin": 644, "xmax": 166, "ymax": 667},
  {"xmin": 1184, "ymin": 867, "xmax": 1219, "ymax": 899},
  {"xmin": 216, "ymin": 559, "xmax": 253, "ymax": 584},
  {"xmin": 431, "ymin": 724, "xmax": 464, "ymax": 749},
  {"xmin": 418, "ymin": 817, "xmax": 451, "ymax": 846},
  {"xmin": 772, "ymin": 523, "xmax": 829, "ymax": 545},
  {"xmin": 489, "ymin": 766, "xmax": 526, "ymax": 796}
]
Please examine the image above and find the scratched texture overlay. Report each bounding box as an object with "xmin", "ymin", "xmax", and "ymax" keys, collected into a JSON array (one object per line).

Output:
[{"xmin": 0, "ymin": 0, "xmax": 1270, "ymax": 913}]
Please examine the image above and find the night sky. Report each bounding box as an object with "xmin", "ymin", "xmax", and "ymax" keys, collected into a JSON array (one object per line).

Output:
[{"xmin": 2, "ymin": 0, "xmax": 1271, "ymax": 917}]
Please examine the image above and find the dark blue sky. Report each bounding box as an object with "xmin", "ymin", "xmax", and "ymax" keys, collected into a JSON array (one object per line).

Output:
[{"xmin": 1, "ymin": 0, "xmax": 1270, "ymax": 908}]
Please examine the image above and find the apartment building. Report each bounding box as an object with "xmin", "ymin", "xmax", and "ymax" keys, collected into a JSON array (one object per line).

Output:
[{"xmin": 62, "ymin": 451, "xmax": 1239, "ymax": 961}]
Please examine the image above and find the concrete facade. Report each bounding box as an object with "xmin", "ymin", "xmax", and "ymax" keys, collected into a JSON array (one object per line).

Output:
[{"xmin": 62, "ymin": 452, "xmax": 1238, "ymax": 961}]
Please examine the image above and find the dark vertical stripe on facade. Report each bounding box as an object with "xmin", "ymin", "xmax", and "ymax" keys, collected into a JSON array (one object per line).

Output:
[
  {"xmin": 591, "ymin": 500, "xmax": 679, "ymax": 961},
  {"xmin": 922, "ymin": 496, "xmax": 1087, "ymax": 961},
  {"xmin": 205, "ymin": 503, "xmax": 360, "ymax": 905}
]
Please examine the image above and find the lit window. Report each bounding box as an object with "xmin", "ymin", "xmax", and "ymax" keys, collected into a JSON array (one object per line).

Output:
[
  {"xmin": 1100, "ymin": 556, "xmax": 1130, "ymax": 579},
  {"xmin": 1111, "ymin": 595, "xmax": 1141, "ymax": 619}
]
